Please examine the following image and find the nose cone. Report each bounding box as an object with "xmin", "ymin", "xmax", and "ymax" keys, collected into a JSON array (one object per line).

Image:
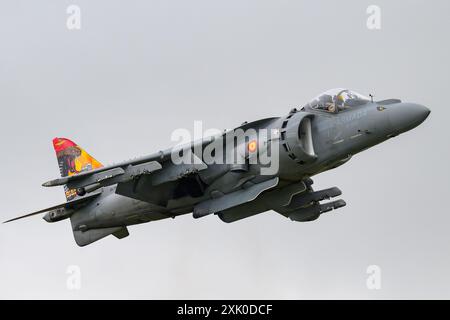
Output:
[{"xmin": 388, "ymin": 103, "xmax": 430, "ymax": 134}]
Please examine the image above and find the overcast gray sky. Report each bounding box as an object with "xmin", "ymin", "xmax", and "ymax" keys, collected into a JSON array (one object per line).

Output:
[{"xmin": 0, "ymin": 0, "xmax": 449, "ymax": 299}]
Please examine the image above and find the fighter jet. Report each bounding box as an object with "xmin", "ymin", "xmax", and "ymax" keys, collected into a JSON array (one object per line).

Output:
[{"xmin": 4, "ymin": 89, "xmax": 430, "ymax": 246}]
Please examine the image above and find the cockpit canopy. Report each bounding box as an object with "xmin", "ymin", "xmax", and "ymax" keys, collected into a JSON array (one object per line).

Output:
[{"xmin": 305, "ymin": 88, "xmax": 371, "ymax": 113}]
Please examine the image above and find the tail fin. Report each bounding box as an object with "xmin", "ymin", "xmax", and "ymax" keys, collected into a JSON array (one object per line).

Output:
[{"xmin": 52, "ymin": 137, "xmax": 103, "ymax": 201}]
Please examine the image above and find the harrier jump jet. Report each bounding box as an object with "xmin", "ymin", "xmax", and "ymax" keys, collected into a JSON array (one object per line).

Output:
[{"xmin": 4, "ymin": 89, "xmax": 430, "ymax": 246}]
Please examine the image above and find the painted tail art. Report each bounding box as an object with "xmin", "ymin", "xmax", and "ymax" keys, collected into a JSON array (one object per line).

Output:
[{"xmin": 52, "ymin": 137, "xmax": 103, "ymax": 201}]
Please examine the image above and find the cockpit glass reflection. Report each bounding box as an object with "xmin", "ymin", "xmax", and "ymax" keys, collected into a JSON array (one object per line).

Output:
[{"xmin": 306, "ymin": 88, "xmax": 370, "ymax": 113}]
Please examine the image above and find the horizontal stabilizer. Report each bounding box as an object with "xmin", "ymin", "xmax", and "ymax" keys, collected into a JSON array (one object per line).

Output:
[{"xmin": 3, "ymin": 192, "xmax": 100, "ymax": 224}]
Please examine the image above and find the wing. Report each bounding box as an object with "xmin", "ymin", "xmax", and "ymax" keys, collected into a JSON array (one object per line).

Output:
[
  {"xmin": 40, "ymin": 117, "xmax": 279, "ymax": 208},
  {"xmin": 113, "ymin": 117, "xmax": 280, "ymax": 207},
  {"xmin": 41, "ymin": 118, "xmax": 279, "ymax": 191}
]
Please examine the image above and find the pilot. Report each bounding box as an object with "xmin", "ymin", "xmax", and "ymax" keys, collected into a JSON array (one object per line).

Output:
[
  {"xmin": 334, "ymin": 93, "xmax": 347, "ymax": 112},
  {"xmin": 327, "ymin": 103, "xmax": 336, "ymax": 113}
]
